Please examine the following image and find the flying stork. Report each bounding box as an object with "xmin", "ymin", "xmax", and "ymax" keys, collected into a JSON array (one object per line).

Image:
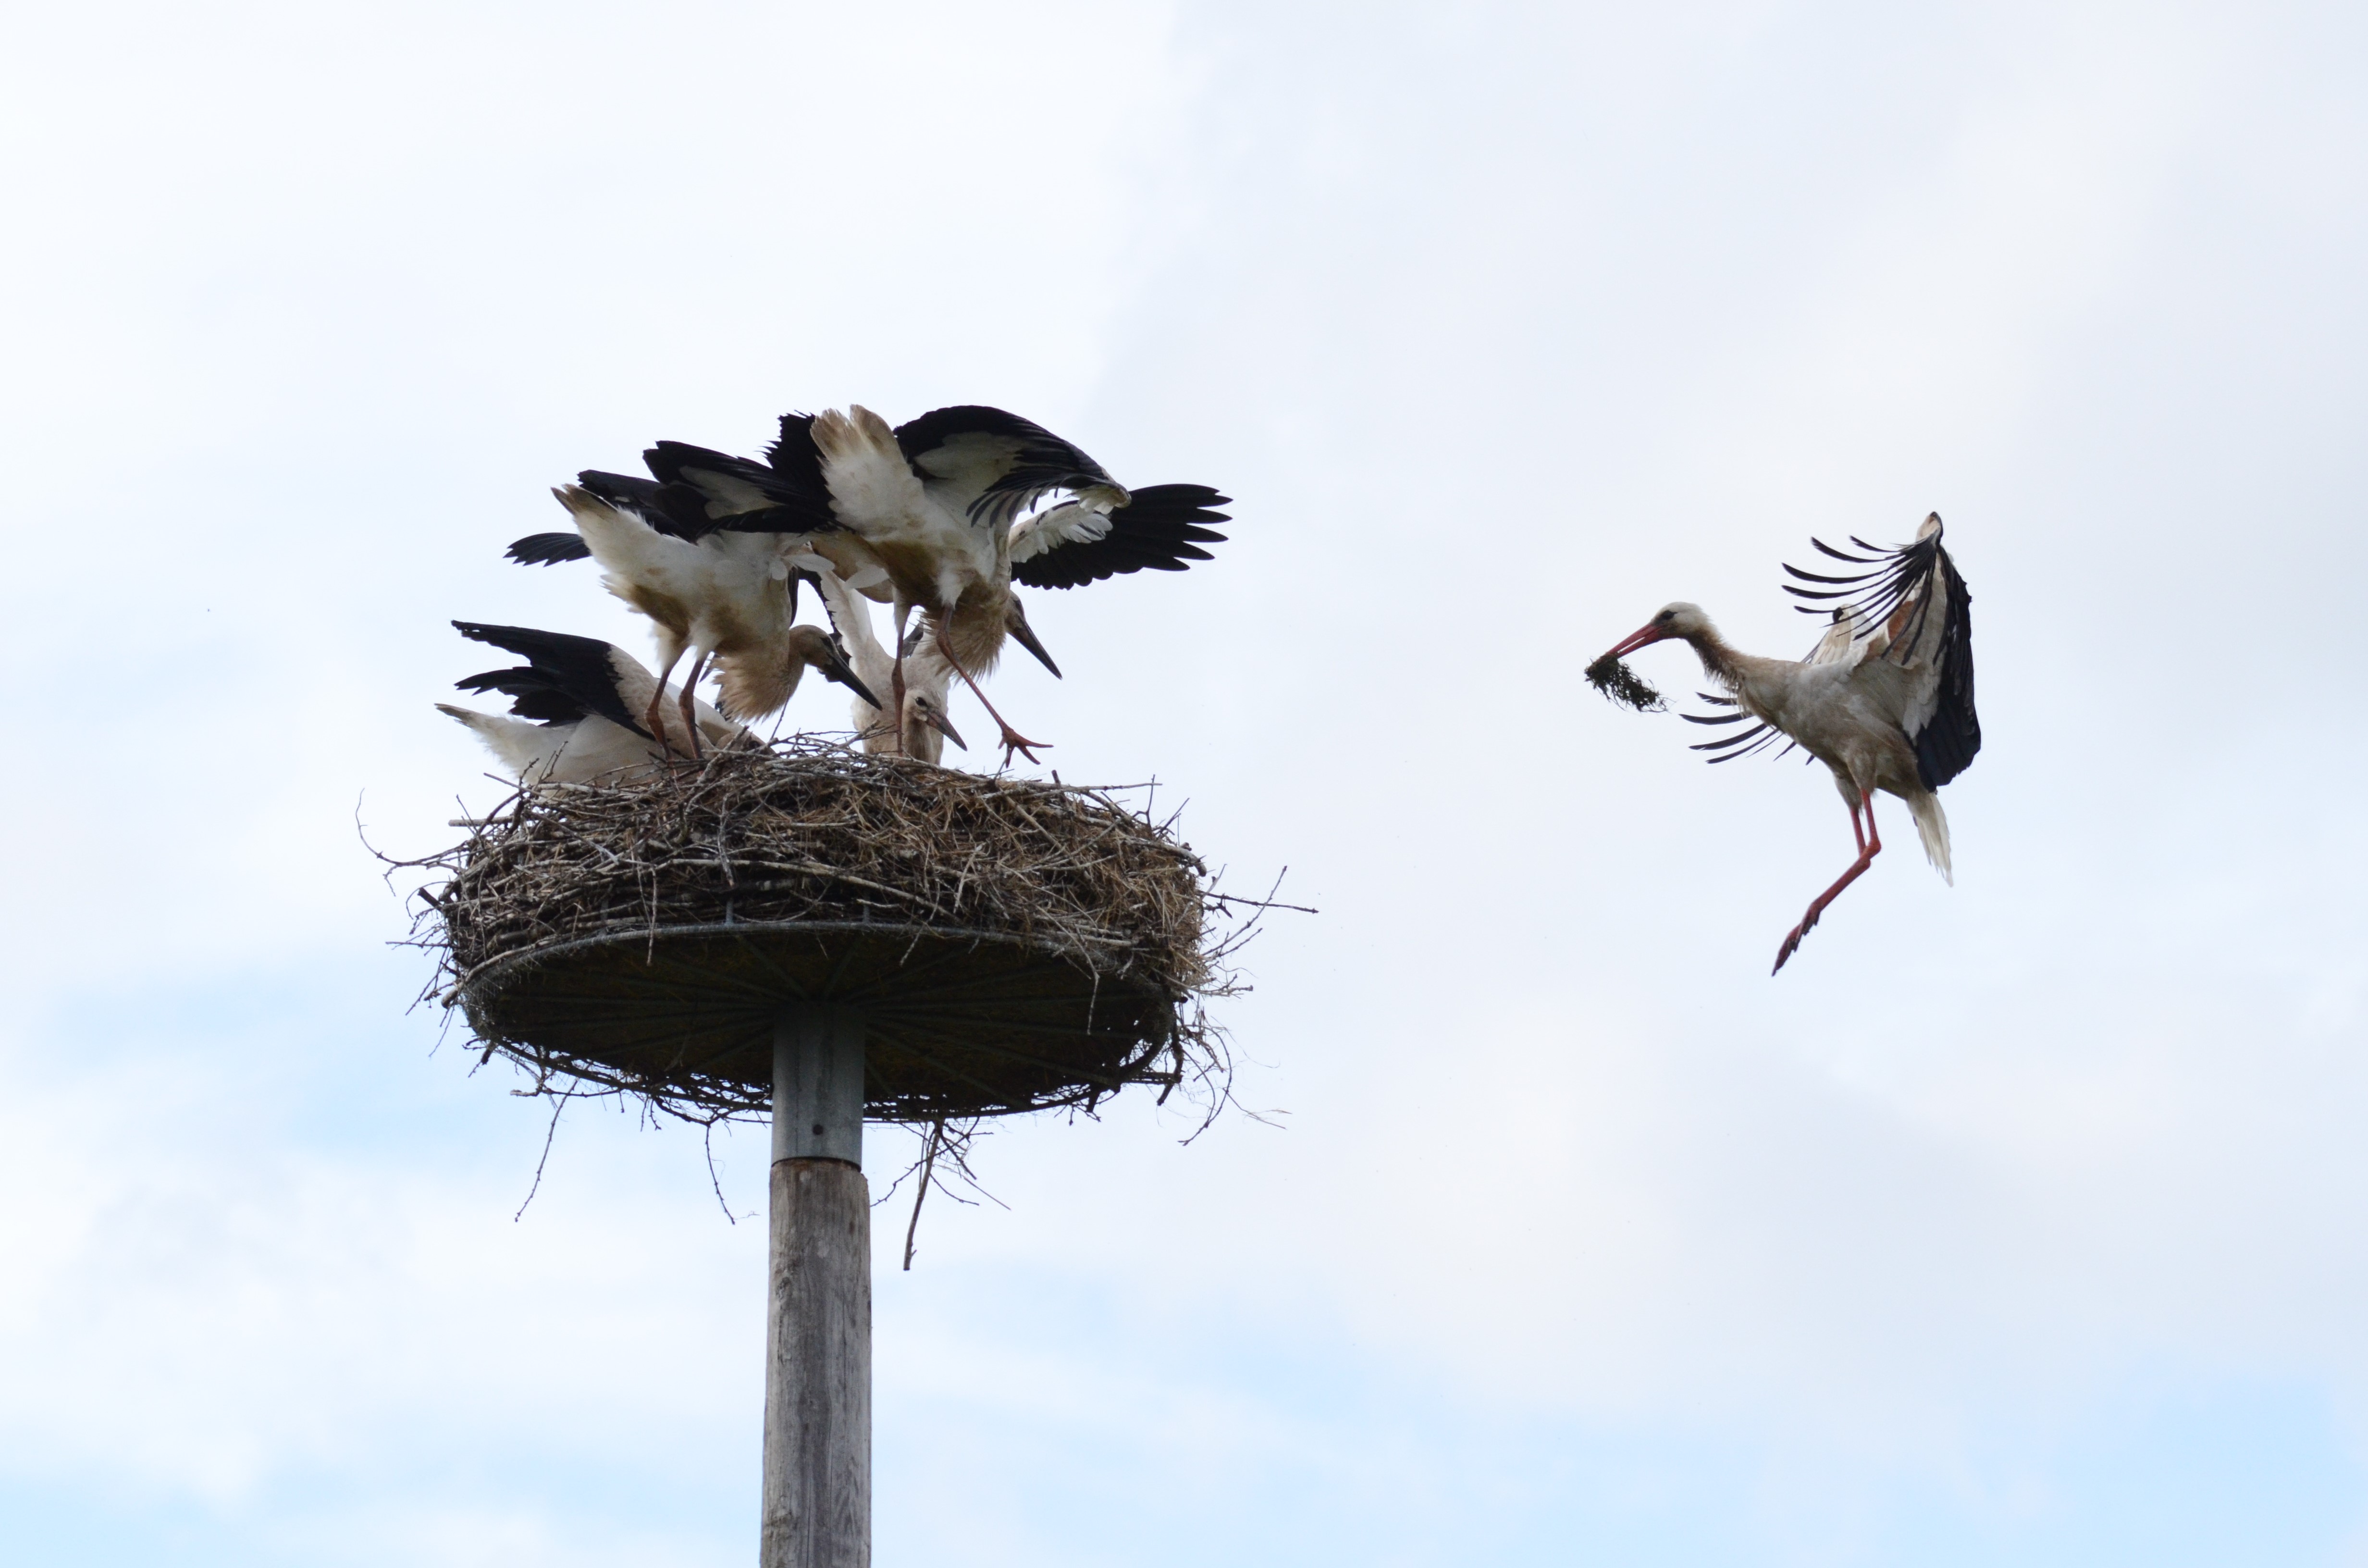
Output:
[
  {"xmin": 1597, "ymin": 513, "xmax": 1980, "ymax": 973},
  {"xmin": 437, "ymin": 621, "xmax": 744, "ymax": 784},
  {"xmin": 542, "ymin": 483, "xmax": 879, "ymax": 749}
]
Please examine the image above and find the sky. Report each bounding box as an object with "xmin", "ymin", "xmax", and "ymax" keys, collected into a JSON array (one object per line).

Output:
[{"xmin": 4, "ymin": 0, "xmax": 2367, "ymax": 1562}]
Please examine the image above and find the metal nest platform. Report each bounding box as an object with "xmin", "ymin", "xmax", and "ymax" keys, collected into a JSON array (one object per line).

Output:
[{"xmin": 408, "ymin": 740, "xmax": 1237, "ymax": 1124}]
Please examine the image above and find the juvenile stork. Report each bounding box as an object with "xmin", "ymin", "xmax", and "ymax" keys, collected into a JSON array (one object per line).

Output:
[
  {"xmin": 518, "ymin": 405, "xmax": 1233, "ymax": 761},
  {"xmin": 511, "ymin": 413, "xmax": 841, "ymax": 552},
  {"xmin": 545, "ymin": 484, "xmax": 880, "ymax": 750},
  {"xmin": 437, "ymin": 622, "xmax": 743, "ymax": 784},
  {"xmin": 805, "ymin": 405, "xmax": 1234, "ymax": 761},
  {"xmin": 1598, "ymin": 514, "xmax": 1980, "ymax": 973},
  {"xmin": 804, "ymin": 405, "xmax": 1093, "ymax": 760},
  {"xmin": 804, "ymin": 561, "xmax": 967, "ymax": 763}
]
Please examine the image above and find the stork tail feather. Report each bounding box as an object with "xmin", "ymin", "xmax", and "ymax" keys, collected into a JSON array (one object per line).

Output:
[{"xmin": 1906, "ymin": 788, "xmax": 1952, "ymax": 883}]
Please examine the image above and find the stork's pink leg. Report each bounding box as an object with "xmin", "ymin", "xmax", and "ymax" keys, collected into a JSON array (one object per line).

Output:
[
  {"xmin": 675, "ymin": 650, "xmax": 712, "ymax": 760},
  {"xmin": 936, "ymin": 619, "xmax": 1048, "ymax": 766},
  {"xmin": 645, "ymin": 648, "xmax": 689, "ymax": 757},
  {"xmin": 888, "ymin": 609, "xmax": 912, "ymax": 757},
  {"xmin": 1773, "ymin": 789, "xmax": 1882, "ymax": 974}
]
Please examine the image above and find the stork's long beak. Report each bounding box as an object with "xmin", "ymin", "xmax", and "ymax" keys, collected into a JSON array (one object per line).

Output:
[
  {"xmin": 815, "ymin": 644, "xmax": 883, "ymax": 711},
  {"xmin": 924, "ymin": 706, "xmax": 968, "ymax": 751},
  {"xmin": 1602, "ymin": 622, "xmax": 1673, "ymax": 662},
  {"xmin": 1007, "ymin": 597, "xmax": 1062, "ymax": 678}
]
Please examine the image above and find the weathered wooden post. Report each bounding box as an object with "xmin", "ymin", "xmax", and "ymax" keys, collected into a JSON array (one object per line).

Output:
[
  {"xmin": 422, "ymin": 745, "xmax": 1222, "ymax": 1568},
  {"xmin": 764, "ymin": 1004, "xmax": 869, "ymax": 1568}
]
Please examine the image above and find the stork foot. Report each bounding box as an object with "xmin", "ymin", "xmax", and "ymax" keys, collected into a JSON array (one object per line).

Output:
[
  {"xmin": 1772, "ymin": 911, "xmax": 1821, "ymax": 974},
  {"xmin": 1772, "ymin": 792, "xmax": 1885, "ymax": 975},
  {"xmin": 995, "ymin": 724, "xmax": 1050, "ymax": 768}
]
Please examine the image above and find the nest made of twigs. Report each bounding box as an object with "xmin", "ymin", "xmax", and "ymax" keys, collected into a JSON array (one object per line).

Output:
[{"xmin": 403, "ymin": 739, "xmax": 1261, "ymax": 1127}]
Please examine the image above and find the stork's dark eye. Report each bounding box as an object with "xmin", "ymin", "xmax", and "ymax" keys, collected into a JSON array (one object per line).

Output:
[{"xmin": 1654, "ymin": 610, "xmax": 1675, "ymax": 625}]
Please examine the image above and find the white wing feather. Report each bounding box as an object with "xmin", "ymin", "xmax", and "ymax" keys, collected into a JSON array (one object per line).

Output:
[
  {"xmin": 810, "ymin": 406, "xmax": 935, "ymax": 545},
  {"xmin": 1008, "ymin": 500, "xmax": 1113, "ymax": 565}
]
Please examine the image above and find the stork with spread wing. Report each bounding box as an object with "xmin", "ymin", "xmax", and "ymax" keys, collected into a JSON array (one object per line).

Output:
[
  {"xmin": 1598, "ymin": 513, "xmax": 1981, "ymax": 973},
  {"xmin": 437, "ymin": 622, "xmax": 748, "ymax": 784},
  {"xmin": 506, "ymin": 405, "xmax": 1230, "ymax": 763}
]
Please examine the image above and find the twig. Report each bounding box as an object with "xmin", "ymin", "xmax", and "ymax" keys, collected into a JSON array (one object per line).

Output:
[
  {"xmin": 514, "ymin": 1095, "xmax": 566, "ymax": 1221},
  {"xmin": 902, "ymin": 1117, "xmax": 945, "ymax": 1270}
]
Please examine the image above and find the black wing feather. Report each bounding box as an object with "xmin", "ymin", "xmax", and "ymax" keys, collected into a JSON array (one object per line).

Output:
[
  {"xmin": 506, "ymin": 531, "xmax": 592, "ymax": 565},
  {"xmin": 895, "ymin": 404, "xmax": 1121, "ymax": 527},
  {"xmin": 1913, "ymin": 548, "xmax": 1980, "ymax": 788},
  {"xmin": 1695, "ymin": 722, "xmax": 1786, "ymax": 761},
  {"xmin": 1012, "ymin": 484, "xmax": 1233, "ymax": 590},
  {"xmin": 576, "ymin": 469, "xmax": 714, "ymax": 539},
  {"xmin": 451, "ymin": 621, "xmax": 648, "ymax": 736},
  {"xmin": 1779, "ymin": 517, "xmax": 1980, "ymax": 789},
  {"xmin": 1693, "ymin": 722, "xmax": 1775, "ymax": 751},
  {"xmin": 763, "ymin": 412, "xmax": 832, "ymax": 504},
  {"xmin": 641, "ymin": 441, "xmax": 835, "ymax": 535},
  {"xmin": 454, "ymin": 666, "xmax": 588, "ymax": 725}
]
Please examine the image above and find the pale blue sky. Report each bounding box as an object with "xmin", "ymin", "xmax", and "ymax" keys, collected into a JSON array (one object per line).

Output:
[{"xmin": 4, "ymin": 1, "xmax": 2366, "ymax": 1563}]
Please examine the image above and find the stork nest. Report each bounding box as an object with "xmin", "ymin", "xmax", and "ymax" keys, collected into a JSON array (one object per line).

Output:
[{"xmin": 400, "ymin": 738, "xmax": 1266, "ymax": 1131}]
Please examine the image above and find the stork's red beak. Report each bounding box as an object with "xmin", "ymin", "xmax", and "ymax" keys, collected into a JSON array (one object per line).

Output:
[{"xmin": 1602, "ymin": 622, "xmax": 1673, "ymax": 662}]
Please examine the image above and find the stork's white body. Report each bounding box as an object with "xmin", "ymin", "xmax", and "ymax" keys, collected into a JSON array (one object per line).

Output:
[
  {"xmin": 1726, "ymin": 630, "xmax": 1952, "ymax": 879},
  {"xmin": 557, "ymin": 485, "xmax": 823, "ymax": 722},
  {"xmin": 535, "ymin": 402, "xmax": 1226, "ymax": 764},
  {"xmin": 808, "ymin": 406, "xmax": 1005, "ymax": 660},
  {"xmin": 807, "ymin": 559, "xmax": 960, "ymax": 763},
  {"xmin": 438, "ymin": 703, "xmax": 732, "ymax": 784},
  {"xmin": 439, "ymin": 643, "xmax": 742, "ymax": 785},
  {"xmin": 807, "ymin": 405, "xmax": 1095, "ymax": 758},
  {"xmin": 1603, "ymin": 513, "xmax": 1978, "ymax": 971}
]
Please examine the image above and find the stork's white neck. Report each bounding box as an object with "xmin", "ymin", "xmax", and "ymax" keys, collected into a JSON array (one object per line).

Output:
[{"xmin": 1682, "ymin": 628, "xmax": 1745, "ymax": 690}]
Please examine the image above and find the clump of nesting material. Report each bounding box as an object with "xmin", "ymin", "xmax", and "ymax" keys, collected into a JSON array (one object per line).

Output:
[
  {"xmin": 1585, "ymin": 652, "xmax": 1665, "ymax": 712},
  {"xmin": 402, "ymin": 738, "xmax": 1261, "ymax": 1129}
]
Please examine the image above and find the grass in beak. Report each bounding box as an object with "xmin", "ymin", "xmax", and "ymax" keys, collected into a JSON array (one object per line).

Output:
[{"xmin": 1585, "ymin": 653, "xmax": 1665, "ymax": 712}]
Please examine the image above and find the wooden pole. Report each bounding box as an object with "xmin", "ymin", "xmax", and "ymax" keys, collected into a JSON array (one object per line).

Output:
[{"xmin": 763, "ymin": 1004, "xmax": 869, "ymax": 1568}]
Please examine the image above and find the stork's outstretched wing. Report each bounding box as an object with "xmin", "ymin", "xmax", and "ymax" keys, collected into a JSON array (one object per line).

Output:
[
  {"xmin": 763, "ymin": 412, "xmax": 831, "ymax": 502},
  {"xmin": 894, "ymin": 404, "xmax": 1124, "ymax": 529},
  {"xmin": 575, "ymin": 469, "xmax": 714, "ymax": 538},
  {"xmin": 1781, "ymin": 513, "xmax": 1979, "ymax": 788},
  {"xmin": 1680, "ymin": 692, "xmax": 1796, "ymax": 764},
  {"xmin": 1009, "ymin": 484, "xmax": 1232, "ymax": 589},
  {"xmin": 451, "ymin": 622, "xmax": 648, "ymax": 736},
  {"xmin": 640, "ymin": 440, "xmax": 837, "ymax": 536},
  {"xmin": 516, "ymin": 433, "xmax": 839, "ymax": 564},
  {"xmin": 453, "ymin": 665, "xmax": 591, "ymax": 725},
  {"xmin": 506, "ymin": 531, "xmax": 593, "ymax": 566}
]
